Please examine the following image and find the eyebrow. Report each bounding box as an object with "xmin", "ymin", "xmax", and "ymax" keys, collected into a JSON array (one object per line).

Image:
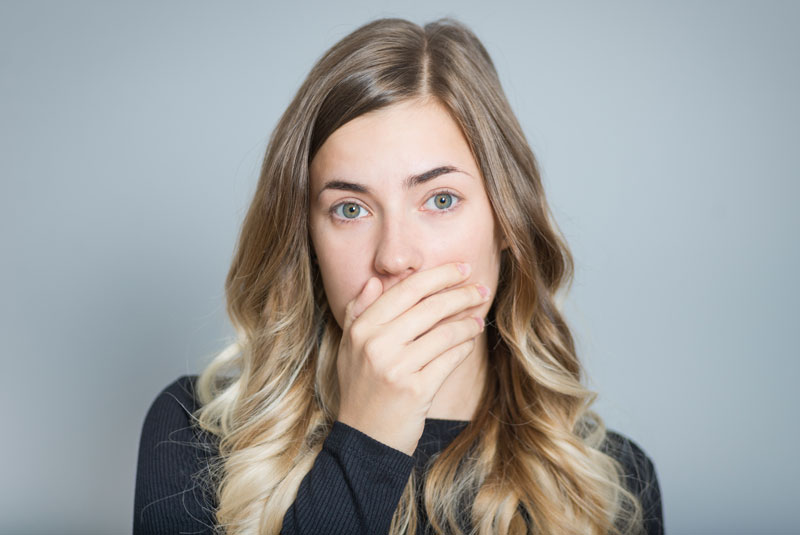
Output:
[{"xmin": 316, "ymin": 165, "xmax": 468, "ymax": 200}]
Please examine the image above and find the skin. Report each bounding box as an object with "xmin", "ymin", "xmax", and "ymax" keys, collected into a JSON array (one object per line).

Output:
[{"xmin": 308, "ymin": 97, "xmax": 505, "ymax": 455}]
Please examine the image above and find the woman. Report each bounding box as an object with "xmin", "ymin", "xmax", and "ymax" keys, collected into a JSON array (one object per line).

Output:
[{"xmin": 134, "ymin": 16, "xmax": 663, "ymax": 535}]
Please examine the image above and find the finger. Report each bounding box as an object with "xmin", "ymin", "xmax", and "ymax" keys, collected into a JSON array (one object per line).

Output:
[
  {"xmin": 357, "ymin": 262, "xmax": 471, "ymax": 327},
  {"xmin": 401, "ymin": 315, "xmax": 484, "ymax": 374},
  {"xmin": 344, "ymin": 277, "xmax": 384, "ymax": 331},
  {"xmin": 382, "ymin": 283, "xmax": 490, "ymax": 344},
  {"xmin": 352, "ymin": 277, "xmax": 383, "ymax": 319},
  {"xmin": 415, "ymin": 336, "xmax": 477, "ymax": 392}
]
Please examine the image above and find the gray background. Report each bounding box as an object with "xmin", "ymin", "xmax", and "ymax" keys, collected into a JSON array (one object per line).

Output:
[{"xmin": 1, "ymin": 1, "xmax": 798, "ymax": 533}]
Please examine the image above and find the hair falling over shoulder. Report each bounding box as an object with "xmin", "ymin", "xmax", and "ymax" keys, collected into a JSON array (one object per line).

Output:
[{"xmin": 193, "ymin": 16, "xmax": 645, "ymax": 535}]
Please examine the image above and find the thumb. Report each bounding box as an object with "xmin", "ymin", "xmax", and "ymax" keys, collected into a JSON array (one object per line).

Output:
[{"xmin": 349, "ymin": 277, "xmax": 383, "ymax": 322}]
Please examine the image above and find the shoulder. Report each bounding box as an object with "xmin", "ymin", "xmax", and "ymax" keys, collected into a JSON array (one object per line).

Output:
[
  {"xmin": 134, "ymin": 375, "xmax": 217, "ymax": 533},
  {"xmin": 137, "ymin": 373, "xmax": 216, "ymax": 461},
  {"xmin": 601, "ymin": 429, "xmax": 664, "ymax": 534},
  {"xmin": 601, "ymin": 430, "xmax": 658, "ymax": 488},
  {"xmin": 145, "ymin": 374, "xmax": 201, "ymax": 417}
]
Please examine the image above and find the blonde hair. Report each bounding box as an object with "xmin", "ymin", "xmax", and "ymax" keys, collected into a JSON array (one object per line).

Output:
[{"xmin": 194, "ymin": 16, "xmax": 644, "ymax": 534}]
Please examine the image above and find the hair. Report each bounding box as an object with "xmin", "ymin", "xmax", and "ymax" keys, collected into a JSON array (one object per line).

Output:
[{"xmin": 193, "ymin": 16, "xmax": 644, "ymax": 535}]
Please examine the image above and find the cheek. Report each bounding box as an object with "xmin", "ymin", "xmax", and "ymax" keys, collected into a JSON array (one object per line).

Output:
[
  {"xmin": 319, "ymin": 267, "xmax": 350, "ymax": 326},
  {"xmin": 312, "ymin": 232, "xmax": 371, "ymax": 327},
  {"xmin": 421, "ymin": 221, "xmax": 501, "ymax": 326},
  {"xmin": 436, "ymin": 217, "xmax": 500, "ymax": 277},
  {"xmin": 425, "ymin": 217, "xmax": 501, "ymax": 314}
]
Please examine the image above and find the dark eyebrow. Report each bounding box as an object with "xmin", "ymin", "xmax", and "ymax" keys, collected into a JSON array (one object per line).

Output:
[{"xmin": 316, "ymin": 165, "xmax": 467, "ymax": 200}]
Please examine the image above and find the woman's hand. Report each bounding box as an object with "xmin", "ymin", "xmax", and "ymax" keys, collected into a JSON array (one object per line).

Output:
[{"xmin": 336, "ymin": 262, "xmax": 490, "ymax": 456}]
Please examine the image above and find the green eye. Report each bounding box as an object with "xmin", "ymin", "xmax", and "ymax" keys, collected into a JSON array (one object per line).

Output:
[
  {"xmin": 434, "ymin": 194, "xmax": 452, "ymax": 209},
  {"xmin": 425, "ymin": 192, "xmax": 458, "ymax": 211},
  {"xmin": 334, "ymin": 202, "xmax": 365, "ymax": 220},
  {"xmin": 343, "ymin": 203, "xmax": 360, "ymax": 218}
]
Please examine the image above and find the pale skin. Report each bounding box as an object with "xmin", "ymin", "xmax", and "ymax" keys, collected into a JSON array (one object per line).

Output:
[{"xmin": 308, "ymin": 97, "xmax": 505, "ymax": 456}]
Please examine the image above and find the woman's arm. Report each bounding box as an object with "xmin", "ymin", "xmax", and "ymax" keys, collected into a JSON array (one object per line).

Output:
[
  {"xmin": 281, "ymin": 420, "xmax": 414, "ymax": 534},
  {"xmin": 133, "ymin": 376, "xmax": 415, "ymax": 535}
]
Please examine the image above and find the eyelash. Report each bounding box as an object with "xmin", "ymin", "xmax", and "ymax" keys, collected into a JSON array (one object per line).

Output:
[{"xmin": 329, "ymin": 189, "xmax": 463, "ymax": 224}]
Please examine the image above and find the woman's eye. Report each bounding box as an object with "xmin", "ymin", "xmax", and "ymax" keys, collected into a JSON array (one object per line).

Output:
[
  {"xmin": 332, "ymin": 202, "xmax": 368, "ymax": 220},
  {"xmin": 424, "ymin": 192, "xmax": 459, "ymax": 211}
]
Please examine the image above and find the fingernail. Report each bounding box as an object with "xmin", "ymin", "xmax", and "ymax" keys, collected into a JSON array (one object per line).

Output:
[
  {"xmin": 457, "ymin": 262, "xmax": 471, "ymax": 275},
  {"xmin": 476, "ymin": 284, "xmax": 490, "ymax": 298},
  {"xmin": 474, "ymin": 316, "xmax": 485, "ymax": 330}
]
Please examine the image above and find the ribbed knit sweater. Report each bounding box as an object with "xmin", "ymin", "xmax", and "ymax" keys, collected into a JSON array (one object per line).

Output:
[{"xmin": 133, "ymin": 375, "xmax": 664, "ymax": 534}]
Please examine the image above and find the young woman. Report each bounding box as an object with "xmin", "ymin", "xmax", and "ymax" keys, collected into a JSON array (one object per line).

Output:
[{"xmin": 134, "ymin": 17, "xmax": 663, "ymax": 535}]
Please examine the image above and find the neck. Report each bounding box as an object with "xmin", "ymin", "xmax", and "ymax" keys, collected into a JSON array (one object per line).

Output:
[{"xmin": 425, "ymin": 328, "xmax": 488, "ymax": 421}]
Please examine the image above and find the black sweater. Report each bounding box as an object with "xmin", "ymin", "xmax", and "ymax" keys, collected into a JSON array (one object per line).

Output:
[{"xmin": 133, "ymin": 375, "xmax": 664, "ymax": 534}]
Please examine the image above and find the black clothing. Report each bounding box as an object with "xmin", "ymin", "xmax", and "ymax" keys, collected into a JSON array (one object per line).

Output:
[{"xmin": 133, "ymin": 375, "xmax": 664, "ymax": 534}]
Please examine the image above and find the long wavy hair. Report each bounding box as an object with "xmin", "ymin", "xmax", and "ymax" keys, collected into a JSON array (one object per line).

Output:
[{"xmin": 194, "ymin": 16, "xmax": 644, "ymax": 535}]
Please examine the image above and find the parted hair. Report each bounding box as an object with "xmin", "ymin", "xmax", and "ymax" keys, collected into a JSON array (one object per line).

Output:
[{"xmin": 194, "ymin": 16, "xmax": 644, "ymax": 534}]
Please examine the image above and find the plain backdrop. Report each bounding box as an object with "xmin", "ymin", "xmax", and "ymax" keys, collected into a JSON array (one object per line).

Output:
[{"xmin": 1, "ymin": 1, "xmax": 798, "ymax": 533}]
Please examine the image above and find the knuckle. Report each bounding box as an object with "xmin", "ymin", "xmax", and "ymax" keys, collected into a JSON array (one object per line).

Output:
[
  {"xmin": 382, "ymin": 366, "xmax": 401, "ymax": 385},
  {"xmin": 408, "ymin": 382, "xmax": 424, "ymax": 398},
  {"xmin": 392, "ymin": 376, "xmax": 421, "ymax": 398},
  {"xmin": 349, "ymin": 321, "xmax": 367, "ymax": 345},
  {"xmin": 362, "ymin": 338, "xmax": 381, "ymax": 361}
]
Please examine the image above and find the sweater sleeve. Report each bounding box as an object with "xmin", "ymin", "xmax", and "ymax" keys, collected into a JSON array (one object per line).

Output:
[
  {"xmin": 133, "ymin": 376, "xmax": 416, "ymax": 535},
  {"xmin": 282, "ymin": 420, "xmax": 415, "ymax": 534}
]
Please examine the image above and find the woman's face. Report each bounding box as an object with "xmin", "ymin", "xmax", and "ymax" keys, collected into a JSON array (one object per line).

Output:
[{"xmin": 308, "ymin": 98, "xmax": 504, "ymax": 328}]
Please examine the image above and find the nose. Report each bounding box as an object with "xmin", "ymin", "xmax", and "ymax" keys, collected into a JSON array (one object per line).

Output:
[{"xmin": 373, "ymin": 216, "xmax": 423, "ymax": 287}]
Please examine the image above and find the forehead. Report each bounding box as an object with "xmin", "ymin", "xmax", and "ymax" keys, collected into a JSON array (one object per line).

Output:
[{"xmin": 309, "ymin": 99, "xmax": 478, "ymax": 190}]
